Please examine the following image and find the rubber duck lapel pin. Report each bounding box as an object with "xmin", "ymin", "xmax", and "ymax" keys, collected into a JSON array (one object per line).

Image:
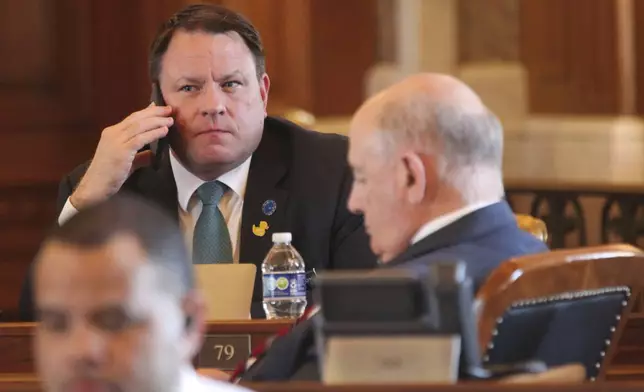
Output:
[{"xmin": 252, "ymin": 221, "xmax": 269, "ymax": 237}]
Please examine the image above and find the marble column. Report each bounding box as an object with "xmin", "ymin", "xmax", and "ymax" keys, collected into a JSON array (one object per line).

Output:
[
  {"xmin": 365, "ymin": 0, "xmax": 458, "ymax": 97},
  {"xmin": 456, "ymin": 0, "xmax": 526, "ymax": 131}
]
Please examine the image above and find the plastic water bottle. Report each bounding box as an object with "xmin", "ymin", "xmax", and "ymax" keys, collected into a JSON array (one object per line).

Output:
[{"xmin": 262, "ymin": 232, "xmax": 307, "ymax": 319}]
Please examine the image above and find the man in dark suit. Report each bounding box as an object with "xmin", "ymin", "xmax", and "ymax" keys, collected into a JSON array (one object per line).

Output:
[
  {"xmin": 232, "ymin": 73, "xmax": 549, "ymax": 382},
  {"xmin": 20, "ymin": 4, "xmax": 376, "ymax": 320}
]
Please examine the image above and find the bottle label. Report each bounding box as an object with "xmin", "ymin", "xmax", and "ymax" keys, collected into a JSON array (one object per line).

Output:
[{"xmin": 262, "ymin": 272, "xmax": 307, "ymax": 299}]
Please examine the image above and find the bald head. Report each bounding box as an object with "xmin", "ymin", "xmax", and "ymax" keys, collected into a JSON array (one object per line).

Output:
[
  {"xmin": 368, "ymin": 73, "xmax": 487, "ymax": 113},
  {"xmin": 350, "ymin": 73, "xmax": 503, "ymax": 192},
  {"xmin": 352, "ymin": 73, "xmax": 492, "ymax": 150},
  {"xmin": 347, "ymin": 73, "xmax": 504, "ymax": 261}
]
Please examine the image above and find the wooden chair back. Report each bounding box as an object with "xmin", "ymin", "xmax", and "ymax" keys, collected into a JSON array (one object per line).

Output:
[{"xmin": 475, "ymin": 244, "xmax": 644, "ymax": 380}]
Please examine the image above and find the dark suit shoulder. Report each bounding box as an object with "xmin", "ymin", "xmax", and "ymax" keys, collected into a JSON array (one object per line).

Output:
[
  {"xmin": 398, "ymin": 225, "xmax": 548, "ymax": 290},
  {"xmin": 264, "ymin": 116, "xmax": 349, "ymax": 164}
]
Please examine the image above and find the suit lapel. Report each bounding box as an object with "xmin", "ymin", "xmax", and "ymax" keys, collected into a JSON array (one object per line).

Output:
[{"xmin": 240, "ymin": 119, "xmax": 290, "ymax": 267}]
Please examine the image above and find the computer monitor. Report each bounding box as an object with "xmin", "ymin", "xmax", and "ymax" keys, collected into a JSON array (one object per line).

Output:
[{"xmin": 312, "ymin": 262, "xmax": 481, "ymax": 383}]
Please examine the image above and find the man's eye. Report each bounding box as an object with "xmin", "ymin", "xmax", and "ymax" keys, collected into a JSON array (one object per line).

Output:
[
  {"xmin": 91, "ymin": 309, "xmax": 133, "ymax": 332},
  {"xmin": 222, "ymin": 81, "xmax": 242, "ymax": 90},
  {"xmin": 40, "ymin": 313, "xmax": 69, "ymax": 333},
  {"xmin": 180, "ymin": 85, "xmax": 198, "ymax": 93}
]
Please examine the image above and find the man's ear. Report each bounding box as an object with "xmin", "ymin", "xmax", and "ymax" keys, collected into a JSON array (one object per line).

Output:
[
  {"xmin": 259, "ymin": 73, "xmax": 270, "ymax": 115},
  {"xmin": 401, "ymin": 152, "xmax": 427, "ymax": 205},
  {"xmin": 180, "ymin": 290, "xmax": 206, "ymax": 359}
]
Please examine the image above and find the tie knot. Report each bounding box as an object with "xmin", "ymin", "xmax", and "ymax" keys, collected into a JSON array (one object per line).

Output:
[{"xmin": 196, "ymin": 181, "xmax": 226, "ymax": 206}]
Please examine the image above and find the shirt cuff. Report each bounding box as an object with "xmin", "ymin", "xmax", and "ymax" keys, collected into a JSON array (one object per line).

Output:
[{"xmin": 58, "ymin": 197, "xmax": 79, "ymax": 226}]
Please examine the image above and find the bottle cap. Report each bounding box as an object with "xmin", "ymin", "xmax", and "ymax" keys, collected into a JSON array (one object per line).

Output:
[{"xmin": 272, "ymin": 232, "xmax": 292, "ymax": 243}]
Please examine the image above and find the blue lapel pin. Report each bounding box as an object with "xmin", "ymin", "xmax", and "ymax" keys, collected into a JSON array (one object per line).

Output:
[{"xmin": 262, "ymin": 199, "xmax": 277, "ymax": 216}]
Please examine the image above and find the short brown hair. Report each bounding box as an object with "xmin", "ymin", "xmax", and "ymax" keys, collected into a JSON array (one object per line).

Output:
[
  {"xmin": 149, "ymin": 3, "xmax": 266, "ymax": 82},
  {"xmin": 46, "ymin": 193, "xmax": 193, "ymax": 295}
]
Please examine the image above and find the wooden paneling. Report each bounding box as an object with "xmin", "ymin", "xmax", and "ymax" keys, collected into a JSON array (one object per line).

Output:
[
  {"xmin": 212, "ymin": 0, "xmax": 378, "ymax": 116},
  {"xmin": 310, "ymin": 0, "xmax": 378, "ymax": 116},
  {"xmin": 214, "ymin": 0, "xmax": 305, "ymax": 112},
  {"xmin": 0, "ymin": 1, "xmax": 54, "ymax": 86},
  {"xmin": 0, "ymin": 1, "xmax": 171, "ymax": 320},
  {"xmin": 0, "ymin": 1, "xmax": 94, "ymax": 320},
  {"xmin": 0, "ymin": 184, "xmax": 58, "ymax": 321},
  {"xmin": 0, "ymin": 0, "xmax": 92, "ymax": 129},
  {"xmin": 519, "ymin": 0, "xmax": 623, "ymax": 114},
  {"xmin": 632, "ymin": 0, "xmax": 644, "ymax": 115}
]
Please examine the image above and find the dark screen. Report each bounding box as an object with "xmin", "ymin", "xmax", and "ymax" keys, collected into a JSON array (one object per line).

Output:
[{"xmin": 317, "ymin": 278, "xmax": 427, "ymax": 322}]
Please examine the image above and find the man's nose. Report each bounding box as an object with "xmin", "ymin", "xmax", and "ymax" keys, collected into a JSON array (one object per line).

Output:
[
  {"xmin": 200, "ymin": 84, "xmax": 226, "ymax": 117},
  {"xmin": 67, "ymin": 324, "xmax": 105, "ymax": 370}
]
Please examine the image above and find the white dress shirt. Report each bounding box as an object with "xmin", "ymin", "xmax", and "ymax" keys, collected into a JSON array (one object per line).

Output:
[
  {"xmin": 58, "ymin": 150, "xmax": 252, "ymax": 262},
  {"xmin": 411, "ymin": 201, "xmax": 498, "ymax": 245},
  {"xmin": 169, "ymin": 150, "xmax": 251, "ymax": 262},
  {"xmin": 180, "ymin": 366, "xmax": 252, "ymax": 391}
]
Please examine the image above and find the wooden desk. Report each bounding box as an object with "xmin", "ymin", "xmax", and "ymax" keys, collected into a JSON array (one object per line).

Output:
[
  {"xmin": 0, "ymin": 320, "xmax": 292, "ymax": 374},
  {"xmin": 2, "ymin": 316, "xmax": 643, "ymax": 379},
  {"xmin": 1, "ymin": 375, "xmax": 644, "ymax": 392},
  {"xmin": 5, "ymin": 302, "xmax": 640, "ymax": 381},
  {"xmin": 243, "ymin": 383, "xmax": 644, "ymax": 392}
]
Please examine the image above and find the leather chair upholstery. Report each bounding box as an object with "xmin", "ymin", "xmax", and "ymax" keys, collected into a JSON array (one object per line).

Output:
[{"xmin": 483, "ymin": 286, "xmax": 629, "ymax": 380}]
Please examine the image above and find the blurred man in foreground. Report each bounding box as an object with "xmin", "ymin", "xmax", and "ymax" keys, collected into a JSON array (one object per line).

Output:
[
  {"xmin": 33, "ymin": 194, "xmax": 250, "ymax": 392},
  {"xmin": 231, "ymin": 73, "xmax": 548, "ymax": 382}
]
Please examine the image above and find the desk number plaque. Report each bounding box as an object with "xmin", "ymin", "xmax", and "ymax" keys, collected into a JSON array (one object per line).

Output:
[{"xmin": 198, "ymin": 334, "xmax": 251, "ymax": 370}]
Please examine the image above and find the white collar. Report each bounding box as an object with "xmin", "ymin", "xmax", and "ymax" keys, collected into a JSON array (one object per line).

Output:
[
  {"xmin": 169, "ymin": 149, "xmax": 252, "ymax": 212},
  {"xmin": 179, "ymin": 366, "xmax": 204, "ymax": 391},
  {"xmin": 411, "ymin": 201, "xmax": 498, "ymax": 245},
  {"xmin": 179, "ymin": 366, "xmax": 249, "ymax": 391}
]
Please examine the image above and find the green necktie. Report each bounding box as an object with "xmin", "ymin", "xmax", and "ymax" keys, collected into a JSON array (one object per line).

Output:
[{"xmin": 192, "ymin": 181, "xmax": 233, "ymax": 264}]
